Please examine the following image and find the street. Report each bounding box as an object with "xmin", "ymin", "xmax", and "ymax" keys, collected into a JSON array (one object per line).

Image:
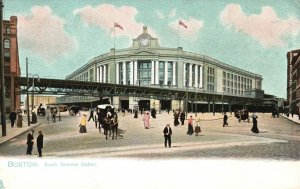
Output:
[{"xmin": 0, "ymin": 111, "xmax": 299, "ymax": 159}]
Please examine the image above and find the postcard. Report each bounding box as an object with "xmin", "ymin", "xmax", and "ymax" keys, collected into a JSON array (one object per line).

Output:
[{"xmin": 0, "ymin": 0, "xmax": 300, "ymax": 188}]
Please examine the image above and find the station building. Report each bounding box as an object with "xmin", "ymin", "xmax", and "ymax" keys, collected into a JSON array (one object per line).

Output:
[{"xmin": 62, "ymin": 26, "xmax": 263, "ymax": 111}]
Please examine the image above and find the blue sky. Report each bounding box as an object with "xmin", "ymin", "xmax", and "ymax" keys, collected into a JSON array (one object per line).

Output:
[{"xmin": 4, "ymin": 0, "xmax": 300, "ymax": 98}]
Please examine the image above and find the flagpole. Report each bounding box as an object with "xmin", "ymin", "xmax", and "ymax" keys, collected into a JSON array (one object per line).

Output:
[
  {"xmin": 177, "ymin": 21, "xmax": 180, "ymax": 47},
  {"xmin": 113, "ymin": 24, "xmax": 116, "ymax": 50}
]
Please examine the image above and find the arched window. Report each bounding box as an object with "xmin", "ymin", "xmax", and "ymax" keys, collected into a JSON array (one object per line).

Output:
[
  {"xmin": 6, "ymin": 27, "xmax": 10, "ymax": 34},
  {"xmin": 4, "ymin": 39, "xmax": 10, "ymax": 48}
]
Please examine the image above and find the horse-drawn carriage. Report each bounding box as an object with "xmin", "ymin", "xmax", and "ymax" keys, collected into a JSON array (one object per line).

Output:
[
  {"xmin": 235, "ymin": 109, "xmax": 249, "ymax": 122},
  {"xmin": 97, "ymin": 104, "xmax": 118, "ymax": 140}
]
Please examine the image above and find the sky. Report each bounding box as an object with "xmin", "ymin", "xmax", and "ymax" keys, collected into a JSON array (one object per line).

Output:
[{"xmin": 3, "ymin": 0, "xmax": 300, "ymax": 98}]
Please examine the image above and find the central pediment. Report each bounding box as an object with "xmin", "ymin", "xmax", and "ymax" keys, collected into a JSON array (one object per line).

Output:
[{"xmin": 130, "ymin": 49, "xmax": 159, "ymax": 56}]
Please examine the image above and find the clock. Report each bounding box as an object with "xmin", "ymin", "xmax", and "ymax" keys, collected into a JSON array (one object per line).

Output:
[{"xmin": 140, "ymin": 38, "xmax": 149, "ymax": 46}]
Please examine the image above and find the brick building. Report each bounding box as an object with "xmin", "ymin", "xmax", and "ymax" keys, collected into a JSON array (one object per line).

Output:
[
  {"xmin": 2, "ymin": 16, "xmax": 21, "ymax": 113},
  {"xmin": 287, "ymin": 49, "xmax": 300, "ymax": 114}
]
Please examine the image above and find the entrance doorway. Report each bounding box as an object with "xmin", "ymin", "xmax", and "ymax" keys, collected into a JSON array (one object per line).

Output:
[
  {"xmin": 138, "ymin": 100, "xmax": 150, "ymax": 111},
  {"xmin": 160, "ymin": 100, "xmax": 171, "ymax": 110},
  {"xmin": 120, "ymin": 100, "xmax": 129, "ymax": 110}
]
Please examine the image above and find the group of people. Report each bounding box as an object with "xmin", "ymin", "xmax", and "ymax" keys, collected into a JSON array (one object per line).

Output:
[
  {"xmin": 9, "ymin": 110, "xmax": 23, "ymax": 128},
  {"xmin": 26, "ymin": 130, "xmax": 44, "ymax": 157},
  {"xmin": 173, "ymin": 111, "xmax": 186, "ymax": 126}
]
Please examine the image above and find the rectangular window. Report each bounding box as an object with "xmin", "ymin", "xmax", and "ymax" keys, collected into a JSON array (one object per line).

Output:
[{"xmin": 4, "ymin": 52, "xmax": 10, "ymax": 61}]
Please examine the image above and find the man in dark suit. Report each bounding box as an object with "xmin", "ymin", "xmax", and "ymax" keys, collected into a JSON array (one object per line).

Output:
[
  {"xmin": 9, "ymin": 110, "xmax": 17, "ymax": 128},
  {"xmin": 223, "ymin": 112, "xmax": 228, "ymax": 127},
  {"xmin": 37, "ymin": 131, "xmax": 44, "ymax": 157},
  {"xmin": 26, "ymin": 130, "xmax": 34, "ymax": 155},
  {"xmin": 163, "ymin": 124, "xmax": 172, "ymax": 148}
]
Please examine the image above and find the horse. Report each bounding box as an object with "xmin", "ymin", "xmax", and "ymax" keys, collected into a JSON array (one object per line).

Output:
[
  {"xmin": 96, "ymin": 105, "xmax": 115, "ymax": 140},
  {"xmin": 102, "ymin": 116, "xmax": 112, "ymax": 140},
  {"xmin": 111, "ymin": 112, "xmax": 118, "ymax": 140}
]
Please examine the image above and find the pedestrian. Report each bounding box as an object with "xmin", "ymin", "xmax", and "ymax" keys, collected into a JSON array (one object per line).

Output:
[
  {"xmin": 173, "ymin": 111, "xmax": 180, "ymax": 126},
  {"xmin": 187, "ymin": 115, "xmax": 194, "ymax": 135},
  {"xmin": 88, "ymin": 108, "xmax": 94, "ymax": 122},
  {"xmin": 9, "ymin": 110, "xmax": 17, "ymax": 128},
  {"xmin": 143, "ymin": 112, "xmax": 150, "ymax": 129},
  {"xmin": 223, "ymin": 112, "xmax": 228, "ymax": 127},
  {"xmin": 180, "ymin": 111, "xmax": 185, "ymax": 125},
  {"xmin": 163, "ymin": 124, "xmax": 172, "ymax": 148},
  {"xmin": 194, "ymin": 117, "xmax": 201, "ymax": 136},
  {"xmin": 36, "ymin": 131, "xmax": 44, "ymax": 157},
  {"xmin": 31, "ymin": 111, "xmax": 37, "ymax": 124},
  {"xmin": 251, "ymin": 114, "xmax": 259, "ymax": 133},
  {"xmin": 16, "ymin": 112, "xmax": 23, "ymax": 128},
  {"xmin": 134, "ymin": 109, "xmax": 138, "ymax": 118},
  {"xmin": 26, "ymin": 130, "xmax": 34, "ymax": 155},
  {"xmin": 79, "ymin": 114, "xmax": 87, "ymax": 133},
  {"xmin": 94, "ymin": 114, "xmax": 98, "ymax": 128},
  {"xmin": 122, "ymin": 109, "xmax": 125, "ymax": 117}
]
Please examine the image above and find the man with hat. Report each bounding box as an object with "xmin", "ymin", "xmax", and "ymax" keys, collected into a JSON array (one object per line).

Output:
[
  {"xmin": 163, "ymin": 124, "xmax": 172, "ymax": 148},
  {"xmin": 37, "ymin": 131, "xmax": 44, "ymax": 157}
]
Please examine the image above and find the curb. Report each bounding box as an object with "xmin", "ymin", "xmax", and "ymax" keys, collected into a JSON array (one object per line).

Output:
[
  {"xmin": 280, "ymin": 115, "xmax": 300, "ymax": 125},
  {"xmin": 0, "ymin": 123, "xmax": 42, "ymax": 145}
]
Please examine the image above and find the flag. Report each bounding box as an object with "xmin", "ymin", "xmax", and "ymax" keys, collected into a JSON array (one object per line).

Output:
[
  {"xmin": 179, "ymin": 20, "xmax": 187, "ymax": 29},
  {"xmin": 114, "ymin": 22, "xmax": 123, "ymax": 30}
]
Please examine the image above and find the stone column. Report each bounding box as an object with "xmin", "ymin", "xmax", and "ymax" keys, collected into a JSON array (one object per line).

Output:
[
  {"xmin": 130, "ymin": 61, "xmax": 133, "ymax": 85},
  {"xmin": 164, "ymin": 61, "xmax": 168, "ymax": 85},
  {"xmin": 199, "ymin": 65, "xmax": 203, "ymax": 88},
  {"xmin": 103, "ymin": 65, "xmax": 107, "ymax": 83},
  {"xmin": 172, "ymin": 61, "xmax": 176, "ymax": 86},
  {"xmin": 123, "ymin": 62, "xmax": 127, "ymax": 85},
  {"xmin": 96, "ymin": 66, "xmax": 99, "ymax": 82},
  {"xmin": 189, "ymin": 63, "xmax": 193, "ymax": 87},
  {"xmin": 116, "ymin": 62, "xmax": 119, "ymax": 84},
  {"xmin": 195, "ymin": 65, "xmax": 198, "ymax": 88},
  {"xmin": 151, "ymin": 60, "xmax": 155, "ymax": 85},
  {"xmin": 99, "ymin": 66, "xmax": 103, "ymax": 83},
  {"xmin": 134, "ymin": 60, "xmax": 138, "ymax": 85},
  {"xmin": 155, "ymin": 60, "xmax": 159, "ymax": 85}
]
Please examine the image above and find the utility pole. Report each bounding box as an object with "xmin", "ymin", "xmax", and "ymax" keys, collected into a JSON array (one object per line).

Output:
[
  {"xmin": 0, "ymin": 0, "xmax": 6, "ymax": 136},
  {"xmin": 26, "ymin": 58, "xmax": 30, "ymax": 126}
]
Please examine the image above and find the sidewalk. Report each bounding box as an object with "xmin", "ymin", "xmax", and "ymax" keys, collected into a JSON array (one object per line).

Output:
[
  {"xmin": 281, "ymin": 114, "xmax": 300, "ymax": 124},
  {"xmin": 0, "ymin": 117, "xmax": 41, "ymax": 145}
]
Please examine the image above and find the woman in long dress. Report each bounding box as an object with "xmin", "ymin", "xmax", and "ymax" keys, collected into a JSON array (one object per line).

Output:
[
  {"xmin": 17, "ymin": 113, "xmax": 23, "ymax": 128},
  {"xmin": 187, "ymin": 115, "xmax": 194, "ymax": 135},
  {"xmin": 173, "ymin": 111, "xmax": 180, "ymax": 126},
  {"xmin": 143, "ymin": 112, "xmax": 150, "ymax": 129},
  {"xmin": 251, "ymin": 114, "xmax": 259, "ymax": 133},
  {"xmin": 79, "ymin": 114, "xmax": 87, "ymax": 133},
  {"xmin": 194, "ymin": 117, "xmax": 201, "ymax": 136}
]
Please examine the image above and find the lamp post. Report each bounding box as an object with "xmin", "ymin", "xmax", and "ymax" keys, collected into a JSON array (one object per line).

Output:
[{"xmin": 0, "ymin": 0, "xmax": 6, "ymax": 136}]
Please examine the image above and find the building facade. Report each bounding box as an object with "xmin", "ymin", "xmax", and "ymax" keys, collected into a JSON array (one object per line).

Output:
[
  {"xmin": 287, "ymin": 49, "xmax": 300, "ymax": 114},
  {"xmin": 1, "ymin": 16, "xmax": 20, "ymax": 113},
  {"xmin": 64, "ymin": 26, "xmax": 263, "ymax": 111}
]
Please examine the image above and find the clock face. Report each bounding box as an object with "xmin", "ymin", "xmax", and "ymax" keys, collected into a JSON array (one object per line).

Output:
[{"xmin": 140, "ymin": 38, "xmax": 149, "ymax": 46}]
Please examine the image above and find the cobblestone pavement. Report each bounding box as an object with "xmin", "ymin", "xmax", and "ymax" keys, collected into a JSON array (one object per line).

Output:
[{"xmin": 0, "ymin": 111, "xmax": 299, "ymax": 159}]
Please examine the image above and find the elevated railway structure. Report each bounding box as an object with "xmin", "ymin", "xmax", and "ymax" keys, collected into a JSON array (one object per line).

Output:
[{"xmin": 16, "ymin": 77, "xmax": 262, "ymax": 111}]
